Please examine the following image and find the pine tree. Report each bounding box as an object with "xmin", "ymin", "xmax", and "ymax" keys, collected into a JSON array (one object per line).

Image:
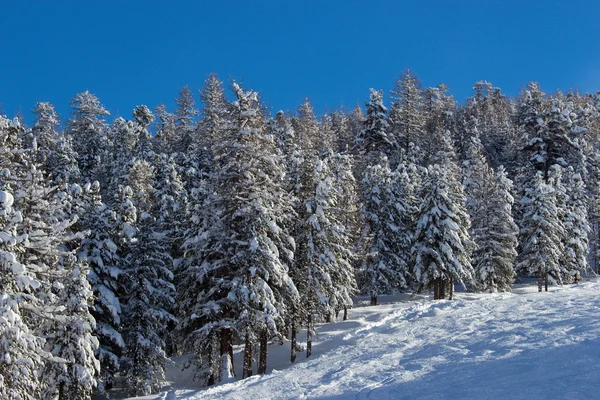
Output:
[
  {"xmin": 517, "ymin": 171, "xmax": 564, "ymax": 290},
  {"xmin": 177, "ymin": 83, "xmax": 298, "ymax": 384},
  {"xmin": 294, "ymin": 153, "xmax": 357, "ymax": 357},
  {"xmin": 0, "ymin": 188, "xmax": 46, "ymax": 400},
  {"xmin": 562, "ymin": 167, "xmax": 590, "ymax": 282},
  {"xmin": 66, "ymin": 91, "xmax": 110, "ymax": 180},
  {"xmin": 360, "ymin": 157, "xmax": 412, "ymax": 305},
  {"xmin": 77, "ymin": 182, "xmax": 125, "ymax": 390},
  {"xmin": 412, "ymin": 164, "xmax": 474, "ymax": 299},
  {"xmin": 292, "ymin": 99, "xmax": 320, "ymax": 152},
  {"xmin": 41, "ymin": 255, "xmax": 100, "ymax": 400},
  {"xmin": 389, "ymin": 70, "xmax": 425, "ymax": 152},
  {"xmin": 472, "ymin": 167, "xmax": 519, "ymax": 292},
  {"xmin": 174, "ymin": 86, "xmax": 200, "ymax": 153},
  {"xmin": 121, "ymin": 212, "xmax": 176, "ymax": 396},
  {"xmin": 356, "ymin": 89, "xmax": 394, "ymax": 161}
]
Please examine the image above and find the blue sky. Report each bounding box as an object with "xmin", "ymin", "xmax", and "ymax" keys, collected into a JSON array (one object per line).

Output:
[{"xmin": 1, "ymin": 1, "xmax": 599, "ymax": 124}]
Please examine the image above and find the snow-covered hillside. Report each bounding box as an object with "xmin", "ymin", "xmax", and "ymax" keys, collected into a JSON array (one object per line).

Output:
[{"xmin": 127, "ymin": 279, "xmax": 600, "ymax": 400}]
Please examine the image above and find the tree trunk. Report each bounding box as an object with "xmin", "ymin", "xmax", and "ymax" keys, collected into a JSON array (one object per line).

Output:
[
  {"xmin": 545, "ymin": 268, "xmax": 549, "ymax": 292},
  {"xmin": 537, "ymin": 264, "xmax": 543, "ymax": 292},
  {"xmin": 370, "ymin": 295, "xmax": 377, "ymax": 306},
  {"xmin": 243, "ymin": 333, "xmax": 252, "ymax": 378},
  {"xmin": 220, "ymin": 328, "xmax": 235, "ymax": 379},
  {"xmin": 439, "ymin": 278, "xmax": 446, "ymax": 299},
  {"xmin": 259, "ymin": 326, "xmax": 268, "ymax": 374},
  {"xmin": 448, "ymin": 277, "xmax": 454, "ymax": 300},
  {"xmin": 343, "ymin": 305, "xmax": 348, "ymax": 321},
  {"xmin": 290, "ymin": 319, "xmax": 297, "ymax": 363},
  {"xmin": 433, "ymin": 279, "xmax": 439, "ymax": 300},
  {"xmin": 307, "ymin": 312, "xmax": 313, "ymax": 358}
]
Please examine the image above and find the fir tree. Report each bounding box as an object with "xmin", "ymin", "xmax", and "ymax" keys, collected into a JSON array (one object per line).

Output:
[
  {"xmin": 121, "ymin": 212, "xmax": 176, "ymax": 396},
  {"xmin": 412, "ymin": 164, "xmax": 474, "ymax": 299},
  {"xmin": 517, "ymin": 171, "xmax": 564, "ymax": 290},
  {"xmin": 360, "ymin": 157, "xmax": 412, "ymax": 305}
]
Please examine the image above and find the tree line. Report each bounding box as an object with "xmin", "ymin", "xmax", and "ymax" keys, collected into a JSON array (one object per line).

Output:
[{"xmin": 1, "ymin": 71, "xmax": 599, "ymax": 398}]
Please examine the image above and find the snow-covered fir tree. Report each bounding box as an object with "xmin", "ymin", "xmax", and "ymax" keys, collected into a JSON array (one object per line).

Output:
[
  {"xmin": 412, "ymin": 164, "xmax": 474, "ymax": 299},
  {"xmin": 562, "ymin": 167, "xmax": 591, "ymax": 282},
  {"xmin": 121, "ymin": 212, "xmax": 175, "ymax": 396},
  {"xmin": 360, "ymin": 157, "xmax": 412, "ymax": 305},
  {"xmin": 293, "ymin": 152, "xmax": 357, "ymax": 357},
  {"xmin": 76, "ymin": 182, "xmax": 125, "ymax": 390},
  {"xmin": 0, "ymin": 186, "xmax": 46, "ymax": 400},
  {"xmin": 66, "ymin": 91, "xmax": 110, "ymax": 181},
  {"xmin": 517, "ymin": 171, "xmax": 565, "ymax": 290},
  {"xmin": 41, "ymin": 255, "xmax": 100, "ymax": 400},
  {"xmin": 472, "ymin": 166, "xmax": 519, "ymax": 292},
  {"xmin": 177, "ymin": 82, "xmax": 298, "ymax": 384}
]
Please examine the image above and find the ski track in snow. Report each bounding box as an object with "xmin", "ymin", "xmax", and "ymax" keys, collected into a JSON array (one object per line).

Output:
[{"xmin": 127, "ymin": 280, "xmax": 600, "ymax": 400}]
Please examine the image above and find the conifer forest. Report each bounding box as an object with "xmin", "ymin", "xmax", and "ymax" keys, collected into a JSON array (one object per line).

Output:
[{"xmin": 2, "ymin": 72, "xmax": 600, "ymax": 399}]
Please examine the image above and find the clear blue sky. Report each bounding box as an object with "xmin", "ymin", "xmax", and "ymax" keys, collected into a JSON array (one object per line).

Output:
[{"xmin": 1, "ymin": 1, "xmax": 599, "ymax": 124}]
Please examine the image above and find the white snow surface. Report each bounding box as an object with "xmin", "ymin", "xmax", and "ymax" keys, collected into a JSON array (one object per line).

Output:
[{"xmin": 125, "ymin": 279, "xmax": 600, "ymax": 400}]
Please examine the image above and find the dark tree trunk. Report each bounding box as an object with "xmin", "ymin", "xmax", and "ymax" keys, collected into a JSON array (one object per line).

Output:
[
  {"xmin": 439, "ymin": 278, "xmax": 446, "ymax": 299},
  {"xmin": 343, "ymin": 305, "xmax": 348, "ymax": 321},
  {"xmin": 448, "ymin": 277, "xmax": 454, "ymax": 300},
  {"xmin": 537, "ymin": 265, "xmax": 543, "ymax": 292},
  {"xmin": 290, "ymin": 319, "xmax": 297, "ymax": 363},
  {"xmin": 258, "ymin": 326, "xmax": 268, "ymax": 374},
  {"xmin": 207, "ymin": 337, "xmax": 216, "ymax": 386},
  {"xmin": 545, "ymin": 268, "xmax": 549, "ymax": 292},
  {"xmin": 243, "ymin": 333, "xmax": 252, "ymax": 378},
  {"xmin": 307, "ymin": 312, "xmax": 313, "ymax": 358},
  {"xmin": 433, "ymin": 279, "xmax": 439, "ymax": 300},
  {"xmin": 370, "ymin": 295, "xmax": 377, "ymax": 306},
  {"xmin": 220, "ymin": 328, "xmax": 235, "ymax": 378}
]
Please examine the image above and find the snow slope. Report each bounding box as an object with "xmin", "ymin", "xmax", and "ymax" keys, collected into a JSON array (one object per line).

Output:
[{"xmin": 128, "ymin": 279, "xmax": 600, "ymax": 399}]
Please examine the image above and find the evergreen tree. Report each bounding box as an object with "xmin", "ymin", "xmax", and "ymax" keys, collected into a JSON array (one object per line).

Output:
[
  {"xmin": 517, "ymin": 171, "xmax": 564, "ymax": 290},
  {"xmin": 360, "ymin": 157, "xmax": 412, "ymax": 305},
  {"xmin": 389, "ymin": 70, "xmax": 425, "ymax": 152},
  {"xmin": 121, "ymin": 212, "xmax": 176, "ymax": 396},
  {"xmin": 356, "ymin": 89, "xmax": 394, "ymax": 161},
  {"xmin": 294, "ymin": 153, "xmax": 357, "ymax": 357},
  {"xmin": 77, "ymin": 182, "xmax": 125, "ymax": 390},
  {"xmin": 0, "ymin": 187, "xmax": 46, "ymax": 400},
  {"xmin": 177, "ymin": 83, "xmax": 298, "ymax": 384},
  {"xmin": 174, "ymin": 86, "xmax": 200, "ymax": 153},
  {"xmin": 66, "ymin": 91, "xmax": 110, "ymax": 180},
  {"xmin": 41, "ymin": 255, "xmax": 100, "ymax": 400},
  {"xmin": 412, "ymin": 164, "xmax": 474, "ymax": 299},
  {"xmin": 472, "ymin": 167, "xmax": 519, "ymax": 292},
  {"xmin": 562, "ymin": 167, "xmax": 591, "ymax": 282}
]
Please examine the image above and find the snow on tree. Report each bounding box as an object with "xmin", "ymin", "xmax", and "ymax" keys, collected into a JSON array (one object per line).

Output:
[
  {"xmin": 41, "ymin": 255, "xmax": 100, "ymax": 400},
  {"xmin": 293, "ymin": 152, "xmax": 357, "ymax": 357},
  {"xmin": 66, "ymin": 91, "xmax": 110, "ymax": 180},
  {"xmin": 121, "ymin": 212, "xmax": 176, "ymax": 396},
  {"xmin": 562, "ymin": 167, "xmax": 591, "ymax": 282},
  {"xmin": 517, "ymin": 171, "xmax": 565, "ymax": 291},
  {"xmin": 153, "ymin": 104, "xmax": 178, "ymax": 155},
  {"xmin": 360, "ymin": 156, "xmax": 412, "ymax": 305},
  {"xmin": 0, "ymin": 187, "xmax": 46, "ymax": 400},
  {"xmin": 30, "ymin": 102, "xmax": 60, "ymax": 171},
  {"xmin": 292, "ymin": 98, "xmax": 320, "ymax": 152},
  {"xmin": 76, "ymin": 182, "xmax": 125, "ymax": 390},
  {"xmin": 412, "ymin": 164, "xmax": 475, "ymax": 299},
  {"xmin": 174, "ymin": 86, "xmax": 200, "ymax": 154},
  {"xmin": 471, "ymin": 166, "xmax": 519, "ymax": 292},
  {"xmin": 199, "ymin": 74, "xmax": 229, "ymax": 146},
  {"xmin": 355, "ymin": 89, "xmax": 394, "ymax": 161},
  {"xmin": 177, "ymin": 82, "xmax": 298, "ymax": 384},
  {"xmin": 389, "ymin": 70, "xmax": 425, "ymax": 152}
]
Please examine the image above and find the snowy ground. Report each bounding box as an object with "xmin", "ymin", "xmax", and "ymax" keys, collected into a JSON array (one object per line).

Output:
[{"xmin": 123, "ymin": 278, "xmax": 600, "ymax": 399}]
